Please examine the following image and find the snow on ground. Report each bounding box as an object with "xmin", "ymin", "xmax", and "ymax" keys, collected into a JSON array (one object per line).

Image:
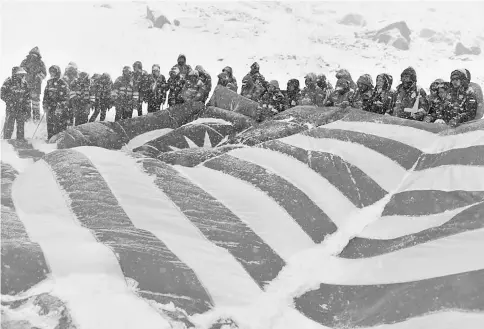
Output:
[{"xmin": 1, "ymin": 0, "xmax": 483, "ymax": 141}]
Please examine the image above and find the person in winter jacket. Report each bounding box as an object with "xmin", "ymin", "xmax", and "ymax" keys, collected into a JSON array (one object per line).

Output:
[
  {"xmin": 167, "ymin": 54, "xmax": 192, "ymax": 106},
  {"xmin": 364, "ymin": 73, "xmax": 394, "ymax": 115},
  {"xmin": 335, "ymin": 69, "xmax": 357, "ymax": 92},
  {"xmin": 89, "ymin": 73, "xmax": 113, "ymax": 122},
  {"xmin": 446, "ymin": 69, "xmax": 478, "ymax": 127},
  {"xmin": 69, "ymin": 72, "xmax": 91, "ymax": 126},
  {"xmin": 316, "ymin": 74, "xmax": 333, "ymax": 104},
  {"xmin": 180, "ymin": 70, "xmax": 205, "ymax": 103},
  {"xmin": 283, "ymin": 78, "xmax": 301, "ymax": 109},
  {"xmin": 147, "ymin": 64, "xmax": 167, "ymax": 113},
  {"xmin": 259, "ymin": 80, "xmax": 286, "ymax": 116},
  {"xmin": 217, "ymin": 66, "xmax": 238, "ymax": 92},
  {"xmin": 20, "ymin": 47, "xmax": 47, "ymax": 122},
  {"xmin": 1, "ymin": 67, "xmax": 30, "ymax": 140},
  {"xmin": 325, "ymin": 78, "xmax": 355, "ymax": 108},
  {"xmin": 132, "ymin": 61, "xmax": 151, "ymax": 116},
  {"xmin": 62, "ymin": 62, "xmax": 79, "ymax": 126},
  {"xmin": 423, "ymin": 79, "xmax": 451, "ymax": 123},
  {"xmin": 43, "ymin": 65, "xmax": 70, "ymax": 139},
  {"xmin": 299, "ymin": 73, "xmax": 325, "ymax": 107},
  {"xmin": 241, "ymin": 62, "xmax": 268, "ymax": 102},
  {"xmin": 392, "ymin": 67, "xmax": 429, "ymax": 121},
  {"xmin": 351, "ymin": 74, "xmax": 374, "ymax": 109},
  {"xmin": 195, "ymin": 65, "xmax": 212, "ymax": 102},
  {"xmin": 112, "ymin": 66, "xmax": 136, "ymax": 121}
]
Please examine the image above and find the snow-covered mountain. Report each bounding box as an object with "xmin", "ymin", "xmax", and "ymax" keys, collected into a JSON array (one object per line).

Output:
[{"xmin": 1, "ymin": 1, "xmax": 483, "ymax": 139}]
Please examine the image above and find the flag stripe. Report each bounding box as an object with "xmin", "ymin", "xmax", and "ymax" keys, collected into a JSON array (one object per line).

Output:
[
  {"xmin": 6, "ymin": 140, "xmax": 45, "ymax": 162},
  {"xmin": 259, "ymin": 140, "xmax": 387, "ymax": 208},
  {"xmin": 358, "ymin": 204, "xmax": 475, "ymax": 239},
  {"xmin": 280, "ymin": 134, "xmax": 406, "ymax": 192},
  {"xmin": 156, "ymin": 145, "xmax": 242, "ymax": 167},
  {"xmin": 75, "ymin": 147, "xmax": 262, "ymax": 307},
  {"xmin": 1, "ymin": 163, "xmax": 50, "ymax": 295},
  {"xmin": 203, "ymin": 154, "xmax": 337, "ymax": 243},
  {"xmin": 295, "ymin": 269, "xmax": 484, "ymax": 328},
  {"xmin": 415, "ymin": 145, "xmax": 484, "ymax": 170},
  {"xmin": 11, "ymin": 159, "xmax": 171, "ymax": 329},
  {"xmin": 304, "ymin": 128, "xmax": 421, "ymax": 169},
  {"xmin": 174, "ymin": 165, "xmax": 316, "ymax": 261},
  {"xmin": 341, "ymin": 110, "xmax": 450, "ymax": 133},
  {"xmin": 362, "ymin": 312, "xmax": 484, "ymax": 329},
  {"xmin": 340, "ymin": 201, "xmax": 484, "ymax": 258},
  {"xmin": 382, "ymin": 190, "xmax": 484, "ymax": 216},
  {"xmin": 42, "ymin": 150, "xmax": 213, "ymax": 314},
  {"xmin": 227, "ymin": 145, "xmax": 359, "ymax": 226},
  {"xmin": 139, "ymin": 156, "xmax": 287, "ymax": 288},
  {"xmin": 398, "ymin": 166, "xmax": 484, "ymax": 192},
  {"xmin": 324, "ymin": 119, "xmax": 484, "ymax": 152}
]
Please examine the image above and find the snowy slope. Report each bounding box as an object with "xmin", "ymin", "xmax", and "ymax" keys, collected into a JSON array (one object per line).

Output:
[{"xmin": 1, "ymin": 1, "xmax": 483, "ymax": 140}]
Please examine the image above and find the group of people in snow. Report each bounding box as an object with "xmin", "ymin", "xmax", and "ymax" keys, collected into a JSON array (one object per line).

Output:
[{"xmin": 1, "ymin": 47, "xmax": 480, "ymax": 141}]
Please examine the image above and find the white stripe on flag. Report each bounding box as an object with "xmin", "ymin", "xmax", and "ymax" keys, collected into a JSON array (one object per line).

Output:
[
  {"xmin": 175, "ymin": 165, "xmax": 316, "ymax": 261},
  {"xmin": 364, "ymin": 311, "xmax": 484, "ymax": 329},
  {"xmin": 12, "ymin": 160, "xmax": 170, "ymax": 329},
  {"xmin": 323, "ymin": 120, "xmax": 484, "ymax": 153},
  {"xmin": 280, "ymin": 134, "xmax": 405, "ymax": 192},
  {"xmin": 76, "ymin": 147, "xmax": 262, "ymax": 307},
  {"xmin": 227, "ymin": 147, "xmax": 357, "ymax": 228},
  {"xmin": 357, "ymin": 204, "xmax": 475, "ymax": 239},
  {"xmin": 318, "ymin": 228, "xmax": 484, "ymax": 285},
  {"xmin": 398, "ymin": 166, "xmax": 484, "ymax": 192},
  {"xmin": 0, "ymin": 140, "xmax": 33, "ymax": 173}
]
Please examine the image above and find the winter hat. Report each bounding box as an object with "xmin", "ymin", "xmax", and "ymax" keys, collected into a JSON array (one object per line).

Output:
[
  {"xmin": 48, "ymin": 65, "xmax": 61, "ymax": 78},
  {"xmin": 79, "ymin": 72, "xmax": 89, "ymax": 80},
  {"xmin": 218, "ymin": 72, "xmax": 228, "ymax": 80},
  {"xmin": 133, "ymin": 61, "xmax": 143, "ymax": 70},
  {"xmin": 188, "ymin": 69, "xmax": 199, "ymax": 77},
  {"xmin": 357, "ymin": 74, "xmax": 374, "ymax": 87},
  {"xmin": 287, "ymin": 78, "xmax": 300, "ymax": 90},
  {"xmin": 401, "ymin": 67, "xmax": 417, "ymax": 82},
  {"xmin": 152, "ymin": 64, "xmax": 160, "ymax": 71},
  {"xmin": 29, "ymin": 46, "xmax": 41, "ymax": 57},
  {"xmin": 430, "ymin": 78, "xmax": 445, "ymax": 91},
  {"xmin": 269, "ymin": 80, "xmax": 279, "ymax": 89},
  {"xmin": 304, "ymin": 73, "xmax": 317, "ymax": 83},
  {"xmin": 450, "ymin": 69, "xmax": 467, "ymax": 81},
  {"xmin": 336, "ymin": 69, "xmax": 352, "ymax": 81},
  {"xmin": 66, "ymin": 62, "xmax": 78, "ymax": 70},
  {"xmin": 12, "ymin": 66, "xmax": 27, "ymax": 76},
  {"xmin": 91, "ymin": 73, "xmax": 101, "ymax": 81},
  {"xmin": 251, "ymin": 62, "xmax": 260, "ymax": 71}
]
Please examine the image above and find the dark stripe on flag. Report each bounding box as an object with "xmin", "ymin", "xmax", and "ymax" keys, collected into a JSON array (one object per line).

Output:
[
  {"xmin": 304, "ymin": 128, "xmax": 422, "ymax": 170},
  {"xmin": 415, "ymin": 146, "xmax": 484, "ymax": 170},
  {"xmin": 439, "ymin": 120, "xmax": 484, "ymax": 135},
  {"xmin": 139, "ymin": 157, "xmax": 286, "ymax": 288},
  {"xmin": 260, "ymin": 140, "xmax": 387, "ymax": 207},
  {"xmin": 382, "ymin": 190, "xmax": 484, "ymax": 216},
  {"xmin": 341, "ymin": 110, "xmax": 447, "ymax": 133},
  {"xmin": 156, "ymin": 145, "xmax": 242, "ymax": 167},
  {"xmin": 6, "ymin": 140, "xmax": 45, "ymax": 162},
  {"xmin": 339, "ymin": 201, "xmax": 484, "ymax": 259},
  {"xmin": 203, "ymin": 154, "xmax": 337, "ymax": 242},
  {"xmin": 295, "ymin": 269, "xmax": 484, "ymax": 328},
  {"xmin": 1, "ymin": 162, "xmax": 50, "ymax": 295},
  {"xmin": 42, "ymin": 150, "xmax": 213, "ymax": 314}
]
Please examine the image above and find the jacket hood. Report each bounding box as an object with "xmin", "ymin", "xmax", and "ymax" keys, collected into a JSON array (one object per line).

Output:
[
  {"xmin": 287, "ymin": 78, "xmax": 300, "ymax": 90},
  {"xmin": 376, "ymin": 73, "xmax": 393, "ymax": 91},
  {"xmin": 304, "ymin": 73, "xmax": 317, "ymax": 83},
  {"xmin": 195, "ymin": 65, "xmax": 209, "ymax": 77},
  {"xmin": 29, "ymin": 46, "xmax": 41, "ymax": 58},
  {"xmin": 464, "ymin": 69, "xmax": 471, "ymax": 82},
  {"xmin": 336, "ymin": 69, "xmax": 353, "ymax": 81},
  {"xmin": 133, "ymin": 61, "xmax": 143, "ymax": 70},
  {"xmin": 269, "ymin": 80, "xmax": 279, "ymax": 89},
  {"xmin": 178, "ymin": 54, "xmax": 186, "ymax": 62},
  {"xmin": 357, "ymin": 74, "xmax": 374, "ymax": 89},
  {"xmin": 49, "ymin": 65, "xmax": 61, "ymax": 79},
  {"xmin": 335, "ymin": 78, "xmax": 350, "ymax": 91},
  {"xmin": 223, "ymin": 66, "xmax": 233, "ymax": 77},
  {"xmin": 12, "ymin": 66, "xmax": 27, "ymax": 77},
  {"xmin": 401, "ymin": 66, "xmax": 417, "ymax": 82}
]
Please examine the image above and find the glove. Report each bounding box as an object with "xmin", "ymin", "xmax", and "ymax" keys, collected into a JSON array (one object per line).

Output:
[
  {"xmin": 384, "ymin": 112, "xmax": 391, "ymax": 116},
  {"xmin": 423, "ymin": 116, "xmax": 433, "ymax": 123},
  {"xmin": 434, "ymin": 119, "xmax": 445, "ymax": 124}
]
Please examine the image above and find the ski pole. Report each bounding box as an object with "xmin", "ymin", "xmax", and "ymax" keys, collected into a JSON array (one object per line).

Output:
[{"xmin": 31, "ymin": 112, "xmax": 46, "ymax": 139}]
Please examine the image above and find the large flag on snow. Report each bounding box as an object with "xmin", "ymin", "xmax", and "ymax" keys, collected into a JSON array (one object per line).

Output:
[{"xmin": 1, "ymin": 110, "xmax": 483, "ymax": 329}]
